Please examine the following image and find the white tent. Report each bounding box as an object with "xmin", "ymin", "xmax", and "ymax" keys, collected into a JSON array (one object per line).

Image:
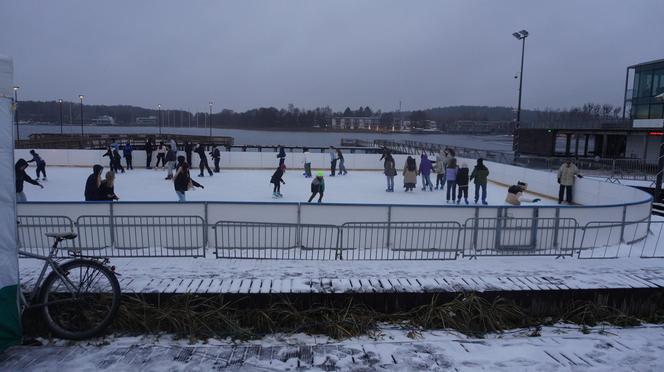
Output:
[{"xmin": 0, "ymin": 55, "xmax": 21, "ymax": 350}]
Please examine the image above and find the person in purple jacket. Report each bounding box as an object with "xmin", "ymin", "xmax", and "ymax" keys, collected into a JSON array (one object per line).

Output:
[
  {"xmin": 418, "ymin": 153, "xmax": 433, "ymax": 191},
  {"xmin": 445, "ymin": 158, "xmax": 458, "ymax": 203}
]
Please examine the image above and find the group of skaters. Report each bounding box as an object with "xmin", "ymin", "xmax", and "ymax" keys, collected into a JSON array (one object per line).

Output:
[
  {"xmin": 14, "ymin": 141, "xmax": 585, "ymax": 205},
  {"xmin": 381, "ymin": 148, "xmax": 492, "ymax": 205}
]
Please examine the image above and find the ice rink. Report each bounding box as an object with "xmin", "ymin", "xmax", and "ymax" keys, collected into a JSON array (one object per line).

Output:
[{"xmin": 21, "ymin": 166, "xmax": 555, "ymax": 205}]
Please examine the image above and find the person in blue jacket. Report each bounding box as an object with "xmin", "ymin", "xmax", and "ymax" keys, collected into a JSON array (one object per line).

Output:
[{"xmin": 123, "ymin": 141, "xmax": 133, "ymax": 170}]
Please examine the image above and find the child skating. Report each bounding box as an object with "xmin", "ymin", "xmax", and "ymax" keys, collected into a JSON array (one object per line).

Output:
[
  {"xmin": 308, "ymin": 172, "xmax": 325, "ymax": 203},
  {"xmin": 270, "ymin": 164, "xmax": 286, "ymax": 198}
]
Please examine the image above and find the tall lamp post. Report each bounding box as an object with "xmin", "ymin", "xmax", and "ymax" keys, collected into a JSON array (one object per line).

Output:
[
  {"xmin": 654, "ymin": 92, "xmax": 664, "ymax": 203},
  {"xmin": 13, "ymin": 86, "xmax": 19, "ymax": 140},
  {"xmin": 512, "ymin": 29, "xmax": 529, "ymax": 162},
  {"xmin": 158, "ymin": 104, "xmax": 162, "ymax": 135},
  {"xmin": 78, "ymin": 95, "xmax": 85, "ymax": 136},
  {"xmin": 58, "ymin": 99, "xmax": 64, "ymax": 134},
  {"xmin": 209, "ymin": 101, "xmax": 213, "ymax": 138}
]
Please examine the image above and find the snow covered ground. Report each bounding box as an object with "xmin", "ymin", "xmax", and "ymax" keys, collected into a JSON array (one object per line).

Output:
[
  {"xmin": 3, "ymin": 325, "xmax": 664, "ymax": 371},
  {"xmin": 22, "ymin": 166, "xmax": 555, "ymax": 204}
]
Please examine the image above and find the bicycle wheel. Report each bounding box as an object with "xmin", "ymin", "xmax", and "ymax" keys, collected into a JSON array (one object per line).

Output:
[{"xmin": 38, "ymin": 259, "xmax": 121, "ymax": 340}]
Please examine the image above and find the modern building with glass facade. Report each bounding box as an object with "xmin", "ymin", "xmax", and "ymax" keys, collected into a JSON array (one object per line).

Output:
[{"xmin": 624, "ymin": 58, "xmax": 664, "ymax": 127}]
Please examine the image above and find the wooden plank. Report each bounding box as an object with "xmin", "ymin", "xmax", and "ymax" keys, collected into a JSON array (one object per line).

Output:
[
  {"xmin": 249, "ymin": 279, "xmax": 263, "ymax": 294},
  {"xmin": 238, "ymin": 279, "xmax": 252, "ymax": 294}
]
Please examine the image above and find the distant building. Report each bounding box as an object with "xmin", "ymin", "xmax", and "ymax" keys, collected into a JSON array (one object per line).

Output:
[
  {"xmin": 136, "ymin": 116, "xmax": 157, "ymax": 126},
  {"xmin": 91, "ymin": 115, "xmax": 115, "ymax": 125},
  {"xmin": 330, "ymin": 116, "xmax": 410, "ymax": 131},
  {"xmin": 624, "ymin": 58, "xmax": 664, "ymax": 127},
  {"xmin": 442, "ymin": 120, "xmax": 514, "ymax": 135}
]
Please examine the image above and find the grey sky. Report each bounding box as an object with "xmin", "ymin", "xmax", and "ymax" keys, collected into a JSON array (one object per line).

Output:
[{"xmin": 1, "ymin": 0, "xmax": 662, "ymax": 113}]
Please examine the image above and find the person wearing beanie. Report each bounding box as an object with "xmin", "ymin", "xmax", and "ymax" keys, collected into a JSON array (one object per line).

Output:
[
  {"xmin": 84, "ymin": 164, "xmax": 104, "ymax": 201},
  {"xmin": 456, "ymin": 162, "xmax": 470, "ymax": 204},
  {"xmin": 383, "ymin": 153, "xmax": 397, "ymax": 192},
  {"xmin": 308, "ymin": 172, "xmax": 325, "ymax": 203},
  {"xmin": 302, "ymin": 147, "xmax": 312, "ymax": 178},
  {"xmin": 270, "ymin": 164, "xmax": 286, "ymax": 198},
  {"xmin": 15, "ymin": 158, "xmax": 43, "ymax": 202},
  {"xmin": 418, "ymin": 153, "xmax": 433, "ymax": 191},
  {"xmin": 470, "ymin": 158, "xmax": 490, "ymax": 204}
]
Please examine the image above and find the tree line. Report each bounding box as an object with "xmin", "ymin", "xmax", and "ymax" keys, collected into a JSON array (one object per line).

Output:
[{"xmin": 16, "ymin": 100, "xmax": 624, "ymax": 129}]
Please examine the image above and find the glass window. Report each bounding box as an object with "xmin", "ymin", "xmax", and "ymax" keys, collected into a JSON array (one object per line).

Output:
[
  {"xmin": 555, "ymin": 134, "xmax": 568, "ymax": 155},
  {"xmin": 653, "ymin": 69, "xmax": 664, "ymax": 96},
  {"xmin": 635, "ymin": 104, "xmax": 650, "ymax": 119},
  {"xmin": 637, "ymin": 71, "xmax": 653, "ymax": 98},
  {"xmin": 650, "ymin": 103, "xmax": 663, "ymax": 120},
  {"xmin": 632, "ymin": 72, "xmax": 640, "ymax": 98}
]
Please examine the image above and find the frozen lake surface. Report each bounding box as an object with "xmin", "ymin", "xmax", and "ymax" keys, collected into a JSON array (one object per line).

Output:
[{"xmin": 22, "ymin": 166, "xmax": 554, "ymax": 204}]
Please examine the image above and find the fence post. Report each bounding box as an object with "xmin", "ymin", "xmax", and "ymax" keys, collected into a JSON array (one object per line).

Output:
[
  {"xmin": 296, "ymin": 203, "xmax": 302, "ymax": 248},
  {"xmin": 552, "ymin": 207, "xmax": 560, "ymax": 248},
  {"xmin": 386, "ymin": 205, "xmax": 392, "ymax": 249},
  {"xmin": 619, "ymin": 205, "xmax": 627, "ymax": 243},
  {"xmin": 495, "ymin": 207, "xmax": 502, "ymax": 249},
  {"xmin": 204, "ymin": 202, "xmax": 209, "ymax": 250},
  {"xmin": 472, "ymin": 207, "xmax": 479, "ymax": 250},
  {"xmin": 109, "ymin": 202, "xmax": 115, "ymax": 247},
  {"xmin": 530, "ymin": 207, "xmax": 539, "ymax": 249}
]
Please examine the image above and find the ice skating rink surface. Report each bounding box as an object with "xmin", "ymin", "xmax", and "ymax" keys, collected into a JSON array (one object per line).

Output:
[{"xmin": 23, "ymin": 166, "xmax": 555, "ymax": 205}]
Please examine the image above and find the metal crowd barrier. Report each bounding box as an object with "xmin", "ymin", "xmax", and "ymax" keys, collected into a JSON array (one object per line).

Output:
[
  {"xmin": 579, "ymin": 218, "xmax": 660, "ymax": 259},
  {"xmin": 462, "ymin": 217, "xmax": 579, "ymax": 258},
  {"xmin": 18, "ymin": 215, "xmax": 206, "ymax": 258}
]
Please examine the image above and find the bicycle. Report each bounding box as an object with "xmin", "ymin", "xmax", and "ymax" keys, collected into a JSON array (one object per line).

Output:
[{"xmin": 19, "ymin": 232, "xmax": 121, "ymax": 340}]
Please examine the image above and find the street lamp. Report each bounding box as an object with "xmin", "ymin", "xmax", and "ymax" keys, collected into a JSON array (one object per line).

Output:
[
  {"xmin": 512, "ymin": 29, "xmax": 529, "ymax": 162},
  {"xmin": 654, "ymin": 92, "xmax": 664, "ymax": 203},
  {"xmin": 13, "ymin": 86, "xmax": 19, "ymax": 140},
  {"xmin": 78, "ymin": 95, "xmax": 84, "ymax": 136},
  {"xmin": 209, "ymin": 101, "xmax": 213, "ymax": 138},
  {"xmin": 158, "ymin": 104, "xmax": 162, "ymax": 135},
  {"xmin": 58, "ymin": 99, "xmax": 64, "ymax": 134}
]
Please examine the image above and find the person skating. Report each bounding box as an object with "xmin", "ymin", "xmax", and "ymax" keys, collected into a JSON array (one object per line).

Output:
[
  {"xmin": 307, "ymin": 172, "xmax": 325, "ymax": 203},
  {"xmin": 102, "ymin": 146, "xmax": 114, "ymax": 170},
  {"xmin": 270, "ymin": 164, "xmax": 286, "ymax": 198},
  {"xmin": 169, "ymin": 138, "xmax": 177, "ymax": 154},
  {"xmin": 505, "ymin": 184, "xmax": 541, "ymax": 206},
  {"xmin": 176, "ymin": 155, "xmax": 186, "ymax": 172},
  {"xmin": 98, "ymin": 171, "xmax": 119, "ymax": 201},
  {"xmin": 379, "ymin": 146, "xmax": 390, "ymax": 161},
  {"xmin": 383, "ymin": 152, "xmax": 397, "ymax": 192},
  {"xmin": 15, "ymin": 159, "xmax": 43, "ymax": 202},
  {"xmin": 456, "ymin": 162, "xmax": 470, "ymax": 204},
  {"xmin": 302, "ymin": 147, "xmax": 312, "ymax": 178},
  {"xmin": 418, "ymin": 153, "xmax": 433, "ymax": 191},
  {"xmin": 174, "ymin": 161, "xmax": 204, "ymax": 202},
  {"xmin": 336, "ymin": 148, "xmax": 348, "ymax": 175},
  {"xmin": 110, "ymin": 138, "xmax": 119, "ymax": 152},
  {"xmin": 403, "ymin": 156, "xmax": 418, "ymax": 192},
  {"xmin": 155, "ymin": 142, "xmax": 166, "ymax": 168},
  {"xmin": 210, "ymin": 145, "xmax": 221, "ymax": 173},
  {"xmin": 145, "ymin": 138, "xmax": 154, "ymax": 169},
  {"xmin": 195, "ymin": 144, "xmax": 213, "ymax": 177},
  {"xmin": 84, "ymin": 164, "xmax": 104, "ymax": 201},
  {"xmin": 164, "ymin": 144, "xmax": 177, "ymax": 180},
  {"xmin": 434, "ymin": 150, "xmax": 445, "ymax": 190},
  {"xmin": 184, "ymin": 141, "xmax": 194, "ymax": 167},
  {"xmin": 557, "ymin": 159, "xmax": 582, "ymax": 204},
  {"xmin": 277, "ymin": 146, "xmax": 286, "ymax": 166},
  {"xmin": 27, "ymin": 149, "xmax": 47, "ymax": 180},
  {"xmin": 470, "ymin": 158, "xmax": 490, "ymax": 205},
  {"xmin": 112, "ymin": 149, "xmax": 125, "ymax": 173},
  {"xmin": 123, "ymin": 141, "xmax": 133, "ymax": 170},
  {"xmin": 329, "ymin": 146, "xmax": 338, "ymax": 176},
  {"xmin": 445, "ymin": 158, "xmax": 458, "ymax": 203}
]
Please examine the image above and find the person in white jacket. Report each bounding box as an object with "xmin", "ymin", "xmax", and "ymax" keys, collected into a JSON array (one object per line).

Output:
[
  {"xmin": 557, "ymin": 160, "xmax": 583, "ymax": 204},
  {"xmin": 302, "ymin": 147, "xmax": 312, "ymax": 178}
]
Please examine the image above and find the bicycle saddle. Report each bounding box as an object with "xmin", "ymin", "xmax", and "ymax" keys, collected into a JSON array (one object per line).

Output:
[{"xmin": 45, "ymin": 232, "xmax": 78, "ymax": 240}]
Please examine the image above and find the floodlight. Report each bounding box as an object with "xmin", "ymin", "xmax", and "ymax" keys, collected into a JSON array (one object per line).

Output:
[
  {"xmin": 520, "ymin": 30, "xmax": 529, "ymax": 37},
  {"xmin": 512, "ymin": 32, "xmax": 522, "ymax": 39}
]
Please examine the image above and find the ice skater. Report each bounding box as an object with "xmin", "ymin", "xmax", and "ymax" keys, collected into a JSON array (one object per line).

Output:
[
  {"xmin": 98, "ymin": 171, "xmax": 119, "ymax": 201},
  {"xmin": 185, "ymin": 141, "xmax": 194, "ymax": 167},
  {"xmin": 277, "ymin": 146, "xmax": 286, "ymax": 166},
  {"xmin": 434, "ymin": 150, "xmax": 445, "ymax": 191},
  {"xmin": 470, "ymin": 158, "xmax": 490, "ymax": 204},
  {"xmin": 145, "ymin": 137, "xmax": 154, "ymax": 169},
  {"xmin": 456, "ymin": 162, "xmax": 470, "ymax": 204},
  {"xmin": 302, "ymin": 147, "xmax": 312, "ymax": 178},
  {"xmin": 329, "ymin": 146, "xmax": 338, "ymax": 176},
  {"xmin": 174, "ymin": 161, "xmax": 204, "ymax": 202},
  {"xmin": 383, "ymin": 152, "xmax": 397, "ymax": 192},
  {"xmin": 155, "ymin": 141, "xmax": 166, "ymax": 168},
  {"xmin": 403, "ymin": 156, "xmax": 417, "ymax": 192},
  {"xmin": 112, "ymin": 149, "xmax": 125, "ymax": 173},
  {"xmin": 270, "ymin": 164, "xmax": 286, "ymax": 198},
  {"xmin": 103, "ymin": 146, "xmax": 114, "ymax": 169},
  {"xmin": 336, "ymin": 148, "xmax": 348, "ymax": 175},
  {"xmin": 418, "ymin": 153, "xmax": 433, "ymax": 191},
  {"xmin": 195, "ymin": 144, "xmax": 213, "ymax": 177},
  {"xmin": 307, "ymin": 172, "xmax": 325, "ymax": 203},
  {"xmin": 164, "ymin": 144, "xmax": 177, "ymax": 180},
  {"xmin": 445, "ymin": 158, "xmax": 458, "ymax": 203},
  {"xmin": 15, "ymin": 159, "xmax": 43, "ymax": 202},
  {"xmin": 27, "ymin": 149, "xmax": 47, "ymax": 180},
  {"xmin": 505, "ymin": 184, "xmax": 541, "ymax": 206},
  {"xmin": 557, "ymin": 159, "xmax": 582, "ymax": 204},
  {"xmin": 210, "ymin": 145, "xmax": 221, "ymax": 173},
  {"xmin": 123, "ymin": 141, "xmax": 133, "ymax": 170},
  {"xmin": 84, "ymin": 164, "xmax": 104, "ymax": 201}
]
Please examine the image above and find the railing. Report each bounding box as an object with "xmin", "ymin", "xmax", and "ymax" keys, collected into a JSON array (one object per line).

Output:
[
  {"xmin": 375, "ymin": 139, "xmax": 515, "ymax": 164},
  {"xmin": 579, "ymin": 218, "xmax": 662, "ymax": 259}
]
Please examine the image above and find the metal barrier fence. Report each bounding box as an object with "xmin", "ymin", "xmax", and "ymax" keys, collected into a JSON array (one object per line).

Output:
[
  {"xmin": 462, "ymin": 217, "xmax": 579, "ymax": 258},
  {"xmin": 579, "ymin": 219, "xmax": 662, "ymax": 259},
  {"xmin": 18, "ymin": 215, "xmax": 206, "ymax": 258}
]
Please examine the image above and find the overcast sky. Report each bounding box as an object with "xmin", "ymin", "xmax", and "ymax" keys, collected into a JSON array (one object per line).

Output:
[{"xmin": 1, "ymin": 0, "xmax": 662, "ymax": 113}]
